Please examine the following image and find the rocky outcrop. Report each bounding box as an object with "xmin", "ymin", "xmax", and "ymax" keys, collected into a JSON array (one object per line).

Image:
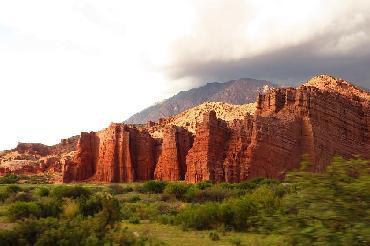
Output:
[
  {"xmin": 154, "ymin": 125, "xmax": 193, "ymax": 181},
  {"xmin": 183, "ymin": 76, "xmax": 369, "ymax": 182},
  {"xmin": 2, "ymin": 75, "xmax": 369, "ymax": 184},
  {"xmin": 62, "ymin": 123, "xmax": 160, "ymax": 182},
  {"xmin": 185, "ymin": 111, "xmax": 230, "ymax": 183},
  {"xmin": 246, "ymin": 82, "xmax": 370, "ymax": 179}
]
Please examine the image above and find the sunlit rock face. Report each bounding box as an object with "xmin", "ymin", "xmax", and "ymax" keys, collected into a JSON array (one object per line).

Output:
[
  {"xmin": 61, "ymin": 75, "xmax": 370, "ymax": 183},
  {"xmin": 2, "ymin": 75, "xmax": 368, "ymax": 183}
]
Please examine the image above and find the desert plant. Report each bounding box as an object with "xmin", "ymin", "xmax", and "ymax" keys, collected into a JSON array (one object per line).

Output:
[
  {"xmin": 142, "ymin": 180, "xmax": 167, "ymax": 194},
  {"xmin": 164, "ymin": 182, "xmax": 190, "ymax": 200},
  {"xmin": 8, "ymin": 201, "xmax": 41, "ymax": 221},
  {"xmin": 0, "ymin": 174, "xmax": 19, "ymax": 184},
  {"xmin": 52, "ymin": 185, "xmax": 91, "ymax": 199},
  {"xmin": 209, "ymin": 231, "xmax": 220, "ymax": 241}
]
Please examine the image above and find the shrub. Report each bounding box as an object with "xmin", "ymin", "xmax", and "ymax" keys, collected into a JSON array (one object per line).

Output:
[
  {"xmin": 5, "ymin": 184, "xmax": 21, "ymax": 194},
  {"xmin": 36, "ymin": 187, "xmax": 50, "ymax": 197},
  {"xmin": 79, "ymin": 195, "xmax": 103, "ymax": 217},
  {"xmin": 237, "ymin": 178, "xmax": 278, "ymax": 190},
  {"xmin": 37, "ymin": 199, "xmax": 62, "ymax": 218},
  {"xmin": 128, "ymin": 215, "xmax": 140, "ymax": 224},
  {"xmin": 0, "ymin": 174, "xmax": 19, "ymax": 184},
  {"xmin": 209, "ymin": 231, "xmax": 220, "ymax": 241},
  {"xmin": 109, "ymin": 184, "xmax": 132, "ymax": 195},
  {"xmin": 196, "ymin": 180, "xmax": 213, "ymax": 190},
  {"xmin": 62, "ymin": 199, "xmax": 80, "ymax": 218},
  {"xmin": 177, "ymin": 203, "xmax": 221, "ymax": 230},
  {"xmin": 52, "ymin": 185, "xmax": 91, "ymax": 199},
  {"xmin": 230, "ymin": 237, "xmax": 242, "ymax": 246},
  {"xmin": 128, "ymin": 195, "xmax": 141, "ymax": 203},
  {"xmin": 142, "ymin": 180, "xmax": 167, "ymax": 194},
  {"xmin": 187, "ymin": 187, "xmax": 230, "ymax": 203},
  {"xmin": 8, "ymin": 201, "xmax": 41, "ymax": 221},
  {"xmin": 8, "ymin": 191, "xmax": 33, "ymax": 202},
  {"xmin": 220, "ymin": 197, "xmax": 257, "ymax": 231},
  {"xmin": 164, "ymin": 182, "xmax": 190, "ymax": 200},
  {"xmin": 0, "ymin": 191, "xmax": 9, "ymax": 203}
]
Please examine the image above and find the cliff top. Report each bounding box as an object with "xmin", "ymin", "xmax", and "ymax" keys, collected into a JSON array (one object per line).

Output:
[
  {"xmin": 148, "ymin": 102, "xmax": 256, "ymax": 137},
  {"xmin": 304, "ymin": 74, "xmax": 370, "ymax": 101}
]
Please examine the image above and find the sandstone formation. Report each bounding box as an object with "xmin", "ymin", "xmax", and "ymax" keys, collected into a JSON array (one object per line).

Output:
[
  {"xmin": 154, "ymin": 125, "xmax": 193, "ymax": 181},
  {"xmin": 0, "ymin": 137, "xmax": 78, "ymax": 181},
  {"xmin": 63, "ymin": 123, "xmax": 160, "ymax": 182},
  {"xmin": 1, "ymin": 75, "xmax": 369, "ymax": 183}
]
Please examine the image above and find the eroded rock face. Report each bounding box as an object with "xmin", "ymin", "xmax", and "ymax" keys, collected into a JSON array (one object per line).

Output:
[
  {"xmin": 246, "ymin": 84, "xmax": 370, "ymax": 179},
  {"xmin": 154, "ymin": 125, "xmax": 193, "ymax": 181},
  {"xmin": 185, "ymin": 111, "xmax": 230, "ymax": 183},
  {"xmin": 2, "ymin": 75, "xmax": 369, "ymax": 183},
  {"xmin": 63, "ymin": 123, "xmax": 159, "ymax": 182}
]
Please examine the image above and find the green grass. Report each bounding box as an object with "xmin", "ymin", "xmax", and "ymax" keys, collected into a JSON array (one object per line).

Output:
[{"xmin": 121, "ymin": 220, "xmax": 287, "ymax": 246}]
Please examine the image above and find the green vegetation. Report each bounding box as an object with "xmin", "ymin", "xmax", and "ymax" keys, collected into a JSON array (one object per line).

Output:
[{"xmin": 0, "ymin": 156, "xmax": 368, "ymax": 245}]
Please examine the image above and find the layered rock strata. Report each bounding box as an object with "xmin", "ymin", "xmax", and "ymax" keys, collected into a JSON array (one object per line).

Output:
[
  {"xmin": 62, "ymin": 76, "xmax": 370, "ymax": 183},
  {"xmin": 154, "ymin": 125, "xmax": 193, "ymax": 181},
  {"xmin": 1, "ymin": 75, "xmax": 369, "ymax": 183}
]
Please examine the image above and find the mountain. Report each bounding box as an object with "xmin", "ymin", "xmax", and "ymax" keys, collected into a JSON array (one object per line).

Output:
[
  {"xmin": 1, "ymin": 75, "xmax": 369, "ymax": 184},
  {"xmin": 125, "ymin": 78, "xmax": 275, "ymax": 124}
]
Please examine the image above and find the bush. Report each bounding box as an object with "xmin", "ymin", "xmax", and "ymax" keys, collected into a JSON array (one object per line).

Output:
[
  {"xmin": 108, "ymin": 184, "xmax": 132, "ymax": 195},
  {"xmin": 230, "ymin": 237, "xmax": 242, "ymax": 246},
  {"xmin": 128, "ymin": 195, "xmax": 141, "ymax": 203},
  {"xmin": 176, "ymin": 202, "xmax": 221, "ymax": 230},
  {"xmin": 196, "ymin": 180, "xmax": 213, "ymax": 190},
  {"xmin": 0, "ymin": 191, "xmax": 9, "ymax": 203},
  {"xmin": 0, "ymin": 174, "xmax": 19, "ymax": 184},
  {"xmin": 209, "ymin": 231, "xmax": 220, "ymax": 241},
  {"xmin": 0, "ymin": 215, "xmax": 145, "ymax": 245},
  {"xmin": 8, "ymin": 191, "xmax": 33, "ymax": 202},
  {"xmin": 37, "ymin": 199, "xmax": 61, "ymax": 218},
  {"xmin": 79, "ymin": 195, "xmax": 103, "ymax": 217},
  {"xmin": 142, "ymin": 180, "xmax": 167, "ymax": 194},
  {"xmin": 186, "ymin": 187, "xmax": 230, "ymax": 203},
  {"xmin": 8, "ymin": 201, "xmax": 41, "ymax": 221},
  {"xmin": 5, "ymin": 185, "xmax": 21, "ymax": 194},
  {"xmin": 52, "ymin": 185, "xmax": 91, "ymax": 199},
  {"xmin": 164, "ymin": 183, "xmax": 190, "ymax": 200},
  {"xmin": 62, "ymin": 199, "xmax": 80, "ymax": 218},
  {"xmin": 36, "ymin": 187, "xmax": 50, "ymax": 197},
  {"xmin": 237, "ymin": 178, "xmax": 278, "ymax": 191},
  {"xmin": 128, "ymin": 215, "xmax": 140, "ymax": 224}
]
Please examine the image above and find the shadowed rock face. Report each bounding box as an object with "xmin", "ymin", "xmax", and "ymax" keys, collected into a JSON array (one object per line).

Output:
[{"xmin": 2, "ymin": 75, "xmax": 368, "ymax": 183}]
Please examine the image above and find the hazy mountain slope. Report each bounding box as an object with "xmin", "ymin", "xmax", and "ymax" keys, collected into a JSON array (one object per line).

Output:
[{"xmin": 125, "ymin": 78, "xmax": 274, "ymax": 124}]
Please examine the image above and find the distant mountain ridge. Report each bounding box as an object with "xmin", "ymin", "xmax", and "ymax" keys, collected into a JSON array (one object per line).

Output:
[{"xmin": 125, "ymin": 78, "xmax": 275, "ymax": 124}]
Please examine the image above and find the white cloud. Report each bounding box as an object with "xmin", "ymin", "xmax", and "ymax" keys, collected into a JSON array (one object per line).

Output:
[{"xmin": 0, "ymin": 0, "xmax": 369, "ymax": 149}]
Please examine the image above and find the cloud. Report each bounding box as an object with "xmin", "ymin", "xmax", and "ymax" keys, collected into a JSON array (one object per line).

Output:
[
  {"xmin": 0, "ymin": 0, "xmax": 369, "ymax": 150},
  {"xmin": 166, "ymin": 0, "xmax": 370, "ymax": 88}
]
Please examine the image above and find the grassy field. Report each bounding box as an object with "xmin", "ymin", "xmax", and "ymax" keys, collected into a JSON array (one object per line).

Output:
[
  {"xmin": 121, "ymin": 221, "xmax": 286, "ymax": 246},
  {"xmin": 0, "ymin": 157, "xmax": 368, "ymax": 245}
]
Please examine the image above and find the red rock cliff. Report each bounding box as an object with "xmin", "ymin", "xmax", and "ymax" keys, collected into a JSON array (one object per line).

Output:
[
  {"xmin": 58, "ymin": 75, "xmax": 370, "ymax": 183},
  {"xmin": 154, "ymin": 125, "xmax": 194, "ymax": 181},
  {"xmin": 185, "ymin": 111, "xmax": 230, "ymax": 183},
  {"xmin": 63, "ymin": 123, "xmax": 159, "ymax": 182}
]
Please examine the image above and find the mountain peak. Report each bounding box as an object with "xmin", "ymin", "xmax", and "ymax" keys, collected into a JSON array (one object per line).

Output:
[{"xmin": 125, "ymin": 78, "xmax": 275, "ymax": 124}]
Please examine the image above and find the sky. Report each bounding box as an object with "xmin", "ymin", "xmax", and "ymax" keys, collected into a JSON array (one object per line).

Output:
[{"xmin": 0, "ymin": 0, "xmax": 369, "ymax": 150}]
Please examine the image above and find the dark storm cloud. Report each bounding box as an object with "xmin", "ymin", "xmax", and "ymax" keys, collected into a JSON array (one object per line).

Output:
[
  {"xmin": 168, "ymin": 37, "xmax": 370, "ymax": 89},
  {"xmin": 165, "ymin": 0, "xmax": 370, "ymax": 89}
]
